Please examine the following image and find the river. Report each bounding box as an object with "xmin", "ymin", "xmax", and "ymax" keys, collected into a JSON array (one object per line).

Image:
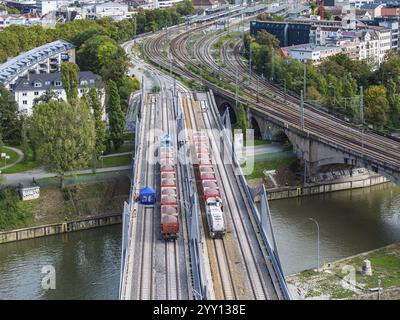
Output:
[
  {"xmin": 270, "ymin": 183, "xmax": 400, "ymax": 275},
  {"xmin": 0, "ymin": 224, "xmax": 121, "ymax": 300},
  {"xmin": 0, "ymin": 183, "xmax": 399, "ymax": 299}
]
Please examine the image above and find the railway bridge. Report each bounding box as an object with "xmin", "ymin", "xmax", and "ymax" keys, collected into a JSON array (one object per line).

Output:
[{"xmin": 213, "ymin": 93, "xmax": 400, "ymax": 185}]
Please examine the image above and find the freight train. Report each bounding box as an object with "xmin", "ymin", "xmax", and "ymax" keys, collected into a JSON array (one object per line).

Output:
[
  {"xmin": 160, "ymin": 134, "xmax": 179, "ymax": 240},
  {"xmin": 193, "ymin": 131, "xmax": 226, "ymax": 239}
]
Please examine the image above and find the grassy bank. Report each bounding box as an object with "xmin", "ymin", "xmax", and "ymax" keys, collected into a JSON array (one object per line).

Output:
[
  {"xmin": 287, "ymin": 242, "xmax": 400, "ymax": 300},
  {"xmin": 242, "ymin": 156, "xmax": 297, "ymax": 180},
  {"xmin": 0, "ymin": 177, "xmax": 130, "ymax": 231},
  {"xmin": 0, "ymin": 186, "xmax": 31, "ymax": 231}
]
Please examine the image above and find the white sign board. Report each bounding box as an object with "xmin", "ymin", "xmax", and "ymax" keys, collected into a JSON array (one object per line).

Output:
[
  {"xmin": 0, "ymin": 153, "xmax": 5, "ymax": 157},
  {"xmin": 20, "ymin": 186, "xmax": 40, "ymax": 201}
]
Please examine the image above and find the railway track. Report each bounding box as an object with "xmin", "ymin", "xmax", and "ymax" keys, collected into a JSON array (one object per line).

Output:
[
  {"xmin": 182, "ymin": 93, "xmax": 237, "ymax": 300},
  {"xmin": 183, "ymin": 91, "xmax": 281, "ymax": 299},
  {"xmin": 143, "ymin": 21, "xmax": 400, "ymax": 173},
  {"xmin": 135, "ymin": 94, "xmax": 156, "ymax": 300}
]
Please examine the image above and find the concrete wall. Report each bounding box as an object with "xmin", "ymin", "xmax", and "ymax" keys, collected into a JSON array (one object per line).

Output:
[
  {"xmin": 0, "ymin": 213, "xmax": 121, "ymax": 244},
  {"xmin": 267, "ymin": 175, "xmax": 389, "ymax": 200}
]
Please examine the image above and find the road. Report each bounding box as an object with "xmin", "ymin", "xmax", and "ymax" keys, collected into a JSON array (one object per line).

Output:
[{"xmin": 2, "ymin": 165, "xmax": 131, "ymax": 186}]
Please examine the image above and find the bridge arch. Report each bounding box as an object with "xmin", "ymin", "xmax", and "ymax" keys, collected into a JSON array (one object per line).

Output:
[
  {"xmin": 250, "ymin": 116, "xmax": 262, "ymax": 139},
  {"xmin": 219, "ymin": 101, "xmax": 237, "ymax": 124}
]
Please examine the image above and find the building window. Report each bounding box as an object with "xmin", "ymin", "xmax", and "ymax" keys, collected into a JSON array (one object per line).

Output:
[
  {"xmin": 55, "ymin": 81, "xmax": 61, "ymax": 86},
  {"xmin": 34, "ymin": 91, "xmax": 39, "ymax": 96},
  {"xmin": 22, "ymin": 92, "xmax": 27, "ymax": 96},
  {"xmin": 34, "ymin": 82, "xmax": 42, "ymax": 87},
  {"xmin": 23, "ymin": 100, "xmax": 27, "ymax": 105}
]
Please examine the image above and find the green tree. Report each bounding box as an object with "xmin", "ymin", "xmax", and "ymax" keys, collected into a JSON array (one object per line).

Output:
[
  {"xmin": 0, "ymin": 132, "xmax": 4, "ymax": 153},
  {"xmin": 33, "ymin": 89, "xmax": 59, "ymax": 106},
  {"xmin": 255, "ymin": 30, "xmax": 280, "ymax": 48},
  {"xmin": 107, "ymin": 80, "xmax": 125, "ymax": 151},
  {"xmin": 309, "ymin": 1, "xmax": 318, "ymax": 15},
  {"xmin": 237, "ymin": 104, "xmax": 249, "ymax": 141},
  {"xmin": 176, "ymin": 0, "xmax": 195, "ymax": 16},
  {"xmin": 77, "ymin": 35, "xmax": 130, "ymax": 82},
  {"xmin": 29, "ymin": 100, "xmax": 95, "ymax": 188},
  {"xmin": 87, "ymin": 86, "xmax": 106, "ymax": 159},
  {"xmin": 0, "ymin": 84, "xmax": 21, "ymax": 144},
  {"xmin": 20, "ymin": 116, "xmax": 31, "ymax": 159},
  {"xmin": 61, "ymin": 62, "xmax": 79, "ymax": 102},
  {"xmin": 117, "ymin": 76, "xmax": 140, "ymax": 112},
  {"xmin": 364, "ymin": 85, "xmax": 390, "ymax": 129},
  {"xmin": 0, "ymin": 5, "xmax": 20, "ymax": 14},
  {"xmin": 387, "ymin": 79, "xmax": 400, "ymax": 128}
]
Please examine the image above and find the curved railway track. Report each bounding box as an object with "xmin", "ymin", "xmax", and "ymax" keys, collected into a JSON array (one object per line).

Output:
[{"xmin": 142, "ymin": 22, "xmax": 400, "ymax": 173}]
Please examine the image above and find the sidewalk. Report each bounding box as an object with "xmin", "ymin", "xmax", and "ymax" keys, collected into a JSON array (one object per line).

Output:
[{"xmin": 2, "ymin": 165, "xmax": 131, "ymax": 186}]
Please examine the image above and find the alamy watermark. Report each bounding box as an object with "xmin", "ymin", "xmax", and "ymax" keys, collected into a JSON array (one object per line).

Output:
[{"xmin": 41, "ymin": 265, "xmax": 56, "ymax": 290}]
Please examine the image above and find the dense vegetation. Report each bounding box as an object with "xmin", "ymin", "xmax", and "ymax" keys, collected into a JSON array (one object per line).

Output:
[
  {"xmin": 0, "ymin": 187, "xmax": 28, "ymax": 230},
  {"xmin": 0, "ymin": 0, "xmax": 194, "ymax": 63},
  {"xmin": 244, "ymin": 31, "xmax": 400, "ymax": 130},
  {"xmin": 0, "ymin": 5, "xmax": 20, "ymax": 14},
  {"xmin": 0, "ymin": 1, "xmax": 195, "ymax": 147}
]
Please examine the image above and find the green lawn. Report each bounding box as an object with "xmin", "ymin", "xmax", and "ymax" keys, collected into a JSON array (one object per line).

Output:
[
  {"xmin": 98, "ymin": 154, "xmax": 132, "ymax": 168},
  {"xmin": 245, "ymin": 139, "xmax": 272, "ymax": 147},
  {"xmin": 0, "ymin": 147, "xmax": 20, "ymax": 168},
  {"xmin": 114, "ymin": 143, "xmax": 134, "ymax": 153},
  {"xmin": 105, "ymin": 142, "xmax": 135, "ymax": 155},
  {"xmin": 1, "ymin": 158, "xmax": 41, "ymax": 174},
  {"xmin": 1, "ymin": 146, "xmax": 42, "ymax": 174},
  {"xmin": 242, "ymin": 156, "xmax": 297, "ymax": 180}
]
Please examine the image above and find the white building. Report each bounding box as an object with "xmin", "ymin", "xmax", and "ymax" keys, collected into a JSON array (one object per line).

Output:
[
  {"xmin": 349, "ymin": 0, "xmax": 375, "ymax": 9},
  {"xmin": 282, "ymin": 44, "xmax": 343, "ymax": 64},
  {"xmin": 156, "ymin": 0, "xmax": 184, "ymax": 9},
  {"xmin": 87, "ymin": 2, "xmax": 132, "ymax": 20},
  {"xmin": 0, "ymin": 40, "xmax": 75, "ymax": 88},
  {"xmin": 13, "ymin": 71, "xmax": 105, "ymax": 116}
]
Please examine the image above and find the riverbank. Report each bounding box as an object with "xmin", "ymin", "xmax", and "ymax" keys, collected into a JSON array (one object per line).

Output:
[
  {"xmin": 0, "ymin": 177, "xmax": 130, "ymax": 233},
  {"xmin": 0, "ymin": 213, "xmax": 122, "ymax": 244},
  {"xmin": 286, "ymin": 242, "xmax": 400, "ymax": 300},
  {"xmin": 266, "ymin": 174, "xmax": 389, "ymax": 200}
]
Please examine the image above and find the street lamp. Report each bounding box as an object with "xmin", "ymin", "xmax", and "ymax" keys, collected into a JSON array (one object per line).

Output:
[{"xmin": 308, "ymin": 217, "xmax": 320, "ymax": 272}]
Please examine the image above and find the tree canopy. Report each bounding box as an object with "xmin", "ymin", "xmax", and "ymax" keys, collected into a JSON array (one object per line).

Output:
[
  {"xmin": 0, "ymin": 84, "xmax": 21, "ymax": 144},
  {"xmin": 28, "ymin": 100, "xmax": 95, "ymax": 187},
  {"xmin": 61, "ymin": 62, "xmax": 79, "ymax": 102},
  {"xmin": 107, "ymin": 80, "xmax": 125, "ymax": 152}
]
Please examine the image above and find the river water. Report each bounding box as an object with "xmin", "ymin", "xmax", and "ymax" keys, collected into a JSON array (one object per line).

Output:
[
  {"xmin": 270, "ymin": 183, "xmax": 400, "ymax": 275},
  {"xmin": 0, "ymin": 225, "xmax": 121, "ymax": 299},
  {"xmin": 0, "ymin": 184, "xmax": 399, "ymax": 299}
]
